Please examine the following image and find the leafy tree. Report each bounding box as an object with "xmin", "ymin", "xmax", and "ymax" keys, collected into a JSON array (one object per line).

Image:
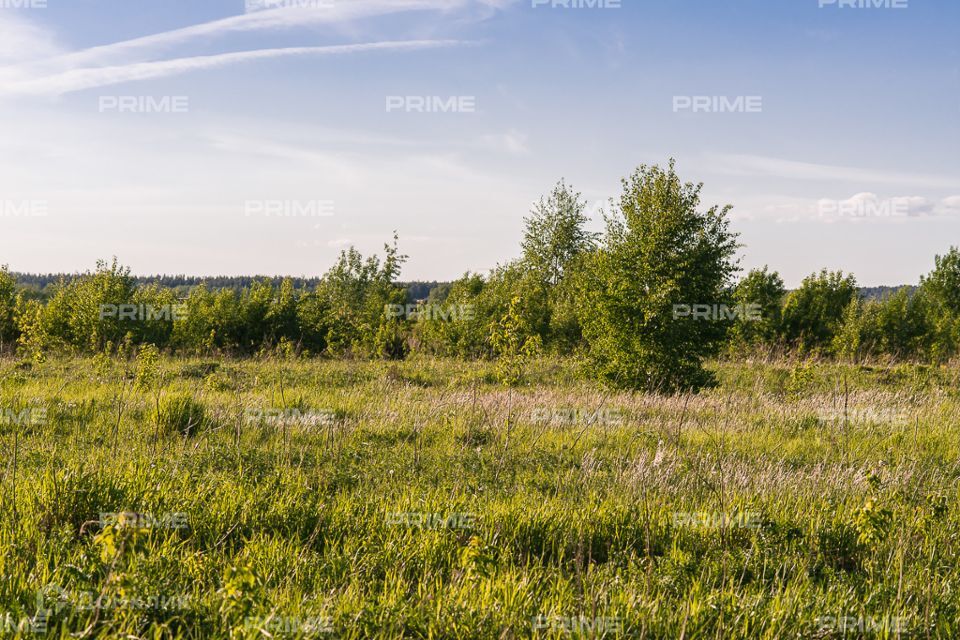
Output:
[
  {"xmin": 315, "ymin": 234, "xmax": 407, "ymax": 357},
  {"xmin": 521, "ymin": 180, "xmax": 598, "ymax": 287},
  {"xmin": 491, "ymin": 294, "xmax": 543, "ymax": 386},
  {"xmin": 728, "ymin": 267, "xmax": 785, "ymax": 354},
  {"xmin": 172, "ymin": 285, "xmax": 239, "ymax": 354},
  {"xmin": 34, "ymin": 258, "xmax": 138, "ymax": 353},
  {"xmin": 917, "ymin": 247, "xmax": 960, "ymax": 361},
  {"xmin": 780, "ymin": 270, "xmax": 858, "ymax": 355},
  {"xmin": 0, "ymin": 265, "xmax": 19, "ymax": 353},
  {"xmin": 577, "ymin": 160, "xmax": 740, "ymax": 391},
  {"xmin": 833, "ymin": 288, "xmax": 931, "ymax": 362},
  {"xmin": 520, "ymin": 181, "xmax": 598, "ymax": 352},
  {"xmin": 15, "ymin": 297, "xmax": 48, "ymax": 362},
  {"xmin": 413, "ymin": 272, "xmax": 490, "ymax": 357}
]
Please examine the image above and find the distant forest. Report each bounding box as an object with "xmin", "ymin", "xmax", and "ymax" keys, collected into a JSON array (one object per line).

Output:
[
  {"xmin": 11, "ymin": 271, "xmax": 909, "ymax": 303},
  {"xmin": 12, "ymin": 273, "xmax": 445, "ymax": 302}
]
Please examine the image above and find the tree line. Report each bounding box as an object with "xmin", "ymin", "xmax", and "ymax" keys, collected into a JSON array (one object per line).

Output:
[
  {"xmin": 2, "ymin": 161, "xmax": 958, "ymax": 391},
  {"xmin": 11, "ymin": 273, "xmax": 441, "ymax": 303}
]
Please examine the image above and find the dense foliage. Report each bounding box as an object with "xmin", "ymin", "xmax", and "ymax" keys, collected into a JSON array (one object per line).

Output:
[{"xmin": 3, "ymin": 162, "xmax": 960, "ymax": 391}]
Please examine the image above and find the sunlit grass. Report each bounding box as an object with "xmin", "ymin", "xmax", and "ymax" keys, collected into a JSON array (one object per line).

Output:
[{"xmin": 0, "ymin": 356, "xmax": 956, "ymax": 638}]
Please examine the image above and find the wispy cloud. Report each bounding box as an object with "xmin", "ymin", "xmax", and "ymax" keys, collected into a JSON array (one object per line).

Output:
[
  {"xmin": 705, "ymin": 153, "xmax": 960, "ymax": 190},
  {"xmin": 2, "ymin": 40, "xmax": 467, "ymax": 96},
  {"xmin": 25, "ymin": 0, "xmax": 485, "ymax": 68},
  {"xmin": 0, "ymin": 12, "xmax": 62, "ymax": 64},
  {"xmin": 0, "ymin": 0, "xmax": 496, "ymax": 96}
]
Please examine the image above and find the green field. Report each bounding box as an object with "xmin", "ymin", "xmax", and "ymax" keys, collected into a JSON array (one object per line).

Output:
[{"xmin": 1, "ymin": 356, "xmax": 958, "ymax": 638}]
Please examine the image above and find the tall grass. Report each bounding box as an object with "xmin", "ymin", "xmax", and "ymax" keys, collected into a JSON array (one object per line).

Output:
[{"xmin": 0, "ymin": 356, "xmax": 956, "ymax": 638}]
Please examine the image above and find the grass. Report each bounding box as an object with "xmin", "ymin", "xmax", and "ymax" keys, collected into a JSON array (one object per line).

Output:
[{"xmin": 1, "ymin": 355, "xmax": 958, "ymax": 638}]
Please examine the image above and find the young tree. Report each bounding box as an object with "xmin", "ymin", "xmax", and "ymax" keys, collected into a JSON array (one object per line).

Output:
[
  {"xmin": 578, "ymin": 160, "xmax": 740, "ymax": 391},
  {"xmin": 413, "ymin": 272, "xmax": 491, "ymax": 358},
  {"xmin": 780, "ymin": 269, "xmax": 858, "ymax": 355},
  {"xmin": 0, "ymin": 265, "xmax": 19, "ymax": 353},
  {"xmin": 832, "ymin": 289, "xmax": 930, "ymax": 362},
  {"xmin": 917, "ymin": 247, "xmax": 960, "ymax": 360},
  {"xmin": 521, "ymin": 180, "xmax": 598, "ymax": 287},
  {"xmin": 519, "ymin": 181, "xmax": 600, "ymax": 353},
  {"xmin": 38, "ymin": 258, "xmax": 138, "ymax": 353},
  {"xmin": 316, "ymin": 234, "xmax": 407, "ymax": 357},
  {"xmin": 728, "ymin": 267, "xmax": 785, "ymax": 353}
]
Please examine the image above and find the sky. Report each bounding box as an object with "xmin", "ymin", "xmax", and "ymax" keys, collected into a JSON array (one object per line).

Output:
[{"xmin": 0, "ymin": 0, "xmax": 957, "ymax": 287}]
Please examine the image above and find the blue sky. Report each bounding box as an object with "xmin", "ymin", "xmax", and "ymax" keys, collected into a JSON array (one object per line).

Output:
[{"xmin": 0, "ymin": 0, "xmax": 957, "ymax": 286}]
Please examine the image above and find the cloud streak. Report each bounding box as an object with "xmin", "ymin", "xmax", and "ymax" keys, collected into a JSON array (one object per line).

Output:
[
  {"xmin": 0, "ymin": 0, "xmax": 498, "ymax": 96},
  {"xmin": 36, "ymin": 0, "xmax": 476, "ymax": 68},
  {"xmin": 706, "ymin": 153, "xmax": 960, "ymax": 190},
  {"xmin": 1, "ymin": 40, "xmax": 468, "ymax": 96}
]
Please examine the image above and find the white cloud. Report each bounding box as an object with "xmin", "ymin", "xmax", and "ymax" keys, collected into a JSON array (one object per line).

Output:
[
  {"xmin": 938, "ymin": 195, "xmax": 960, "ymax": 214},
  {"xmin": 0, "ymin": 0, "xmax": 498, "ymax": 97},
  {"xmin": 26, "ymin": 0, "xmax": 482, "ymax": 68},
  {"xmin": 1, "ymin": 40, "xmax": 465, "ymax": 96},
  {"xmin": 0, "ymin": 12, "xmax": 61, "ymax": 64},
  {"xmin": 747, "ymin": 192, "xmax": 960, "ymax": 222},
  {"xmin": 706, "ymin": 153, "xmax": 960, "ymax": 190}
]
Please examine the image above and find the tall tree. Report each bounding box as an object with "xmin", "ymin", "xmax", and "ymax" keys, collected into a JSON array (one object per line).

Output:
[
  {"xmin": 578, "ymin": 160, "xmax": 740, "ymax": 391},
  {"xmin": 521, "ymin": 180, "xmax": 598, "ymax": 286}
]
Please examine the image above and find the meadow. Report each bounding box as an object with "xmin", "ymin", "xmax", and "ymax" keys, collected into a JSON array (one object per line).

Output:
[{"xmin": 1, "ymin": 355, "xmax": 957, "ymax": 638}]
